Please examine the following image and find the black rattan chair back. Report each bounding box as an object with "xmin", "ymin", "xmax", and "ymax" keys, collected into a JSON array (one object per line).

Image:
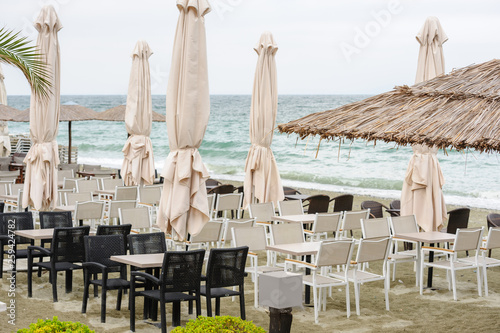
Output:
[
  {"xmin": 304, "ymin": 195, "xmax": 330, "ymax": 214},
  {"xmin": 487, "ymin": 213, "xmax": 500, "ymax": 229},
  {"xmin": 96, "ymin": 224, "xmax": 132, "ymax": 251},
  {"xmin": 0, "ymin": 211, "xmax": 34, "ymax": 245},
  {"xmin": 128, "ymin": 232, "xmax": 166, "ymax": 254},
  {"xmin": 206, "ymin": 178, "xmax": 222, "ymax": 187},
  {"xmin": 283, "ymin": 187, "xmax": 301, "ymax": 195},
  {"xmin": 39, "ymin": 211, "xmax": 73, "ymax": 229},
  {"xmin": 331, "ymin": 194, "xmax": 354, "ymax": 212},
  {"xmin": 361, "ymin": 200, "xmax": 388, "ymax": 218},
  {"xmin": 390, "ymin": 200, "xmax": 401, "ymax": 210},
  {"xmin": 446, "ymin": 208, "xmax": 470, "ymax": 234},
  {"xmin": 160, "ymin": 249, "xmax": 205, "ymax": 293},
  {"xmin": 206, "ymin": 246, "xmax": 249, "ymax": 289},
  {"xmin": 84, "ymin": 234, "xmax": 126, "ymax": 270},
  {"xmin": 52, "ymin": 226, "xmax": 90, "ymax": 263},
  {"xmin": 207, "ymin": 184, "xmax": 235, "ymax": 195}
]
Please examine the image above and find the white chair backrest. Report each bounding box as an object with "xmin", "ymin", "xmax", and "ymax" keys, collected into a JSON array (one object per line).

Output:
[
  {"xmin": 453, "ymin": 227, "xmax": 484, "ymax": 252},
  {"xmin": 207, "ymin": 193, "xmax": 215, "ymax": 218},
  {"xmin": 108, "ymin": 200, "xmax": 137, "ymax": 220},
  {"xmin": 342, "ymin": 210, "xmax": 370, "ymax": 232},
  {"xmin": 486, "ymin": 227, "xmax": 500, "ymax": 250},
  {"xmin": 58, "ymin": 188, "xmax": 75, "ymax": 206},
  {"xmin": 232, "ymin": 226, "xmax": 268, "ymax": 252},
  {"xmin": 223, "ymin": 218, "xmax": 256, "ymax": 244},
  {"xmin": 83, "ymin": 164, "xmax": 101, "ymax": 171},
  {"xmin": 270, "ymin": 223, "xmax": 305, "ymax": 245},
  {"xmin": 76, "ymin": 179, "xmax": 99, "ymax": 193},
  {"xmin": 139, "ymin": 186, "xmax": 162, "ymax": 204},
  {"xmin": 102, "ymin": 178, "xmax": 124, "ymax": 191},
  {"xmin": 0, "ymin": 181, "xmax": 10, "ymax": 196},
  {"xmin": 249, "ymin": 202, "xmax": 275, "ymax": 222},
  {"xmin": 316, "ymin": 239, "xmax": 355, "ymax": 267},
  {"xmin": 278, "ymin": 200, "xmax": 303, "ymax": 216},
  {"xmin": 189, "ymin": 221, "xmax": 224, "ymax": 244},
  {"xmin": 390, "ymin": 215, "xmax": 419, "ymax": 235},
  {"xmin": 63, "ymin": 178, "xmax": 78, "ymax": 190},
  {"xmin": 312, "ymin": 212, "xmax": 343, "ymax": 234},
  {"xmin": 9, "ymin": 183, "xmax": 24, "ymax": 196},
  {"xmin": 66, "ymin": 192, "xmax": 92, "ymax": 206},
  {"xmin": 58, "ymin": 169, "xmax": 74, "ymax": 181},
  {"xmin": 119, "ymin": 207, "xmax": 151, "ymax": 229},
  {"xmin": 215, "ymin": 193, "xmax": 243, "ymax": 218},
  {"xmin": 74, "ymin": 201, "xmax": 105, "ymax": 220},
  {"xmin": 361, "ymin": 217, "xmax": 391, "ymax": 239},
  {"xmin": 115, "ymin": 186, "xmax": 138, "ymax": 201},
  {"xmin": 355, "ymin": 237, "xmax": 391, "ymax": 264},
  {"xmin": 0, "ymin": 170, "xmax": 20, "ymax": 177}
]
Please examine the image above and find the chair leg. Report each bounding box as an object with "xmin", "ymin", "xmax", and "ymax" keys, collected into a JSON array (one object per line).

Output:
[
  {"xmin": 313, "ymin": 286, "xmax": 319, "ymax": 323},
  {"xmin": 101, "ymin": 285, "xmax": 106, "ymax": 323},
  {"xmin": 419, "ymin": 257, "xmax": 424, "ymax": 296},
  {"xmin": 483, "ymin": 266, "xmax": 489, "ymax": 297},
  {"xmin": 215, "ymin": 298, "xmax": 221, "ymax": 316},
  {"xmin": 172, "ymin": 301, "xmax": 181, "ymax": 327},
  {"xmin": 239, "ymin": 286, "xmax": 246, "ymax": 320},
  {"xmin": 117, "ymin": 288, "xmax": 123, "ymax": 311},
  {"xmin": 476, "ymin": 266, "xmax": 482, "ymax": 297},
  {"xmin": 160, "ymin": 300, "xmax": 167, "ymax": 333},
  {"xmin": 451, "ymin": 269, "xmax": 457, "ymax": 301},
  {"xmin": 130, "ymin": 287, "xmax": 136, "ymax": 332},
  {"xmin": 385, "ymin": 275, "xmax": 390, "ymax": 311},
  {"xmin": 206, "ymin": 296, "xmax": 212, "ymax": 317},
  {"xmin": 27, "ymin": 256, "xmax": 33, "ymax": 298},
  {"xmin": 52, "ymin": 268, "xmax": 58, "ymax": 302},
  {"xmin": 196, "ymin": 295, "xmax": 202, "ymax": 317},
  {"xmin": 345, "ymin": 282, "xmax": 350, "ymax": 318},
  {"xmin": 82, "ymin": 278, "xmax": 89, "ymax": 314},
  {"xmin": 354, "ymin": 282, "xmax": 360, "ymax": 316},
  {"xmin": 65, "ymin": 270, "xmax": 73, "ymax": 293}
]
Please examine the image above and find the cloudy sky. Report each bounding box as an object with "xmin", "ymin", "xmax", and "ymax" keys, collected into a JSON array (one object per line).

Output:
[{"xmin": 2, "ymin": 0, "xmax": 500, "ymax": 95}]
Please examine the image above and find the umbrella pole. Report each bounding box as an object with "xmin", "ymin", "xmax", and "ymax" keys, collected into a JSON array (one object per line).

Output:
[{"xmin": 68, "ymin": 121, "xmax": 72, "ymax": 164}]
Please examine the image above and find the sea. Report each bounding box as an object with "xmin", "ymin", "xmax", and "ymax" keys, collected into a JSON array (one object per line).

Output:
[{"xmin": 6, "ymin": 95, "xmax": 500, "ymax": 210}]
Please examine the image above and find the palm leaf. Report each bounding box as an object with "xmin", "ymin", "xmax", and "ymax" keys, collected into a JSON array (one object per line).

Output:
[{"xmin": 0, "ymin": 27, "xmax": 52, "ymax": 98}]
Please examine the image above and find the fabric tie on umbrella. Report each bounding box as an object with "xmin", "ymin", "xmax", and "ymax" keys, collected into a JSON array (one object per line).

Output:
[
  {"xmin": 157, "ymin": 0, "xmax": 211, "ymax": 240},
  {"xmin": 244, "ymin": 31, "xmax": 284, "ymax": 208},
  {"xmin": 401, "ymin": 144, "xmax": 447, "ymax": 232},
  {"xmin": 23, "ymin": 5, "xmax": 61, "ymax": 210},
  {"xmin": 401, "ymin": 16, "xmax": 448, "ymax": 231},
  {"xmin": 121, "ymin": 40, "xmax": 155, "ymax": 186},
  {"xmin": 0, "ymin": 64, "xmax": 11, "ymax": 157}
]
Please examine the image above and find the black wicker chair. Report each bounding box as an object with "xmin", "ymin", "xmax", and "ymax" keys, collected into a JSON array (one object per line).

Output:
[
  {"xmin": 82, "ymin": 234, "xmax": 129, "ymax": 323},
  {"xmin": 330, "ymin": 194, "xmax": 354, "ymax": 212},
  {"xmin": 200, "ymin": 246, "xmax": 249, "ymax": 319},
  {"xmin": 96, "ymin": 224, "xmax": 132, "ymax": 251},
  {"xmin": 283, "ymin": 186, "xmax": 301, "ymax": 195},
  {"xmin": 0, "ymin": 212, "xmax": 44, "ymax": 278},
  {"xmin": 303, "ymin": 195, "xmax": 330, "ymax": 214},
  {"xmin": 361, "ymin": 200, "xmax": 389, "ymax": 218},
  {"xmin": 39, "ymin": 211, "xmax": 73, "ymax": 248},
  {"xmin": 130, "ymin": 249, "xmax": 205, "ymax": 333},
  {"xmin": 443, "ymin": 208, "xmax": 470, "ymax": 234},
  {"xmin": 27, "ymin": 226, "xmax": 90, "ymax": 302}
]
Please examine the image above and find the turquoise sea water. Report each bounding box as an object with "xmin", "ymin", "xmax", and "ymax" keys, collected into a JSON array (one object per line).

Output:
[{"xmin": 6, "ymin": 95, "xmax": 500, "ymax": 210}]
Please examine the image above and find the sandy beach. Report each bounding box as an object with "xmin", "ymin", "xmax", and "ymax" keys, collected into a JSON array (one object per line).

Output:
[{"xmin": 1, "ymin": 181, "xmax": 499, "ymax": 332}]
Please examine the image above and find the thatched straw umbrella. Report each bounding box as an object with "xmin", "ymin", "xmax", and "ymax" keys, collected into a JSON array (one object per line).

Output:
[
  {"xmin": 98, "ymin": 105, "xmax": 165, "ymax": 122},
  {"xmin": 17, "ymin": 104, "xmax": 99, "ymax": 163},
  {"xmin": 278, "ymin": 59, "xmax": 500, "ymax": 154}
]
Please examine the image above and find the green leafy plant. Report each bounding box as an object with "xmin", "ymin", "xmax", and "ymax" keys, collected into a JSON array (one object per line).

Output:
[
  {"xmin": 17, "ymin": 316, "xmax": 95, "ymax": 333},
  {"xmin": 0, "ymin": 27, "xmax": 52, "ymax": 98},
  {"xmin": 171, "ymin": 316, "xmax": 266, "ymax": 333}
]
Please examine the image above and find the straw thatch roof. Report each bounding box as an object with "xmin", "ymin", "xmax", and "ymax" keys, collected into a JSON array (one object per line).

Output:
[
  {"xmin": 278, "ymin": 59, "xmax": 500, "ymax": 153},
  {"xmin": 0, "ymin": 104, "xmax": 20, "ymax": 121},
  {"xmin": 98, "ymin": 105, "xmax": 165, "ymax": 122},
  {"xmin": 14, "ymin": 104, "xmax": 99, "ymax": 122}
]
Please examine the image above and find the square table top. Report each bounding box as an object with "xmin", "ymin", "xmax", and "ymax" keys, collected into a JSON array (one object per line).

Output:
[
  {"xmin": 273, "ymin": 214, "xmax": 316, "ymax": 224},
  {"xmin": 394, "ymin": 231, "xmax": 456, "ymax": 243},
  {"xmin": 110, "ymin": 253, "xmax": 164, "ymax": 268},
  {"xmin": 15, "ymin": 228, "xmax": 56, "ymax": 240},
  {"xmin": 266, "ymin": 241, "xmax": 321, "ymax": 256}
]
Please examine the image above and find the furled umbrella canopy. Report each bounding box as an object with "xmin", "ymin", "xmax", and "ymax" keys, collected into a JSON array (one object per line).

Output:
[
  {"xmin": 98, "ymin": 105, "xmax": 165, "ymax": 122},
  {"xmin": 121, "ymin": 40, "xmax": 155, "ymax": 186},
  {"xmin": 401, "ymin": 17, "xmax": 448, "ymax": 232},
  {"xmin": 23, "ymin": 5, "xmax": 62, "ymax": 210},
  {"xmin": 157, "ymin": 0, "xmax": 211, "ymax": 241},
  {"xmin": 243, "ymin": 32, "xmax": 284, "ymax": 208},
  {"xmin": 0, "ymin": 64, "xmax": 11, "ymax": 157}
]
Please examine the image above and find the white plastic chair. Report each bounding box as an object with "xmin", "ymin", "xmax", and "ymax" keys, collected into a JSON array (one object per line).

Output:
[
  {"xmin": 420, "ymin": 227, "xmax": 484, "ymax": 300},
  {"xmin": 65, "ymin": 192, "xmax": 93, "ymax": 206},
  {"xmin": 304, "ymin": 212, "xmax": 343, "ymax": 242},
  {"xmin": 118, "ymin": 206, "xmax": 159, "ymax": 234},
  {"xmin": 105, "ymin": 200, "xmax": 137, "ymax": 225},
  {"xmin": 222, "ymin": 218, "xmax": 256, "ymax": 247},
  {"xmin": 390, "ymin": 215, "xmax": 420, "ymax": 285},
  {"xmin": 213, "ymin": 193, "xmax": 243, "ymax": 219},
  {"xmin": 285, "ymin": 239, "xmax": 355, "ymax": 322},
  {"xmin": 114, "ymin": 186, "xmax": 138, "ymax": 201},
  {"xmin": 74, "ymin": 200, "xmax": 105, "ymax": 229},
  {"xmin": 339, "ymin": 209, "xmax": 370, "ymax": 241},
  {"xmin": 278, "ymin": 199, "xmax": 304, "ymax": 216}
]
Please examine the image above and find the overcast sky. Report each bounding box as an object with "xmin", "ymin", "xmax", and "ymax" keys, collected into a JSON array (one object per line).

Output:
[{"xmin": 2, "ymin": 0, "xmax": 500, "ymax": 95}]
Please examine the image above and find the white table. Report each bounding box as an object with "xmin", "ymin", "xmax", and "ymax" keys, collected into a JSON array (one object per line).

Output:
[
  {"xmin": 110, "ymin": 253, "xmax": 164, "ymax": 269},
  {"xmin": 273, "ymin": 214, "xmax": 316, "ymax": 225},
  {"xmin": 394, "ymin": 231, "xmax": 456, "ymax": 288}
]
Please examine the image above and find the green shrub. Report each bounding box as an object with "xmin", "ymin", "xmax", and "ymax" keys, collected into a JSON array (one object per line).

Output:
[
  {"xmin": 17, "ymin": 316, "xmax": 95, "ymax": 333},
  {"xmin": 171, "ymin": 316, "xmax": 265, "ymax": 333}
]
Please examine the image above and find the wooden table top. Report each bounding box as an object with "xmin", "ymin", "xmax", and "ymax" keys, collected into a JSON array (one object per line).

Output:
[
  {"xmin": 110, "ymin": 253, "xmax": 164, "ymax": 268},
  {"xmin": 266, "ymin": 241, "xmax": 321, "ymax": 256},
  {"xmin": 394, "ymin": 231, "xmax": 456, "ymax": 243},
  {"xmin": 15, "ymin": 228, "xmax": 56, "ymax": 240},
  {"xmin": 273, "ymin": 214, "xmax": 316, "ymax": 224}
]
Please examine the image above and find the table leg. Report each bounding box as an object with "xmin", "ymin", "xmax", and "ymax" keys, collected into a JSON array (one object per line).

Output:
[{"xmin": 305, "ymin": 254, "xmax": 311, "ymax": 305}]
